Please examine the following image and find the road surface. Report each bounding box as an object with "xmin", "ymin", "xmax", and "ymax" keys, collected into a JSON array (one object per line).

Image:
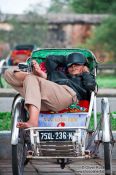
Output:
[{"xmin": 0, "ymin": 159, "xmax": 116, "ymax": 175}]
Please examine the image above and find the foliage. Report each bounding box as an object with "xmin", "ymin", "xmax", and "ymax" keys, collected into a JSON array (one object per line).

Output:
[
  {"xmin": 48, "ymin": 0, "xmax": 116, "ymax": 14},
  {"xmin": 89, "ymin": 113, "xmax": 116, "ymax": 131},
  {"xmin": 81, "ymin": 15, "xmax": 116, "ymax": 61},
  {"xmin": 47, "ymin": 0, "xmax": 71, "ymax": 13},
  {"xmin": 69, "ymin": 0, "xmax": 116, "ymax": 14},
  {"xmin": 0, "ymin": 112, "xmax": 11, "ymax": 130},
  {"xmin": 96, "ymin": 74, "xmax": 116, "ymax": 88}
]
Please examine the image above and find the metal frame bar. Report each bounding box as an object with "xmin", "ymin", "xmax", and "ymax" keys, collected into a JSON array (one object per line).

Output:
[
  {"xmin": 101, "ymin": 98, "xmax": 111, "ymax": 142},
  {"xmin": 26, "ymin": 126, "xmax": 87, "ymax": 131}
]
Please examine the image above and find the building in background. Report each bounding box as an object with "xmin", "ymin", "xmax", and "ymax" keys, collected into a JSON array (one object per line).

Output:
[{"xmin": 0, "ymin": 13, "xmax": 108, "ymax": 59}]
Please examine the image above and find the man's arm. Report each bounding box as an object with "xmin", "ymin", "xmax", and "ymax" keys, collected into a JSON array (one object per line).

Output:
[
  {"xmin": 45, "ymin": 55, "xmax": 66, "ymax": 72},
  {"xmin": 82, "ymin": 66, "xmax": 96, "ymax": 91}
]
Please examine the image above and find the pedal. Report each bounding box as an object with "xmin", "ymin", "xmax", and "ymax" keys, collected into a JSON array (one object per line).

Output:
[
  {"xmin": 27, "ymin": 150, "xmax": 34, "ymax": 158},
  {"xmin": 85, "ymin": 150, "xmax": 91, "ymax": 158}
]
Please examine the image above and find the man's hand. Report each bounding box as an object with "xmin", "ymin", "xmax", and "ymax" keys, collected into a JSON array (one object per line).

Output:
[{"xmin": 82, "ymin": 66, "xmax": 89, "ymax": 73}]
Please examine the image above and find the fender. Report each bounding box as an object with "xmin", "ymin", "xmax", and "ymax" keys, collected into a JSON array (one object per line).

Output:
[
  {"xmin": 11, "ymin": 95, "xmax": 23, "ymax": 145},
  {"xmin": 101, "ymin": 98, "xmax": 111, "ymax": 142}
]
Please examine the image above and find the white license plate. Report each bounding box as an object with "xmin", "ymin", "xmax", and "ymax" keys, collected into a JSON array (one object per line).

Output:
[{"xmin": 39, "ymin": 131, "xmax": 74, "ymax": 141}]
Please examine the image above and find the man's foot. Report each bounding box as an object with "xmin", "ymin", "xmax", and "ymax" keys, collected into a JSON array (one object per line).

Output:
[{"xmin": 17, "ymin": 122, "xmax": 38, "ymax": 128}]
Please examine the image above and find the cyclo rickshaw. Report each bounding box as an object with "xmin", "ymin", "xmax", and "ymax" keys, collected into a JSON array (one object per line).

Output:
[{"xmin": 11, "ymin": 48, "xmax": 114, "ymax": 175}]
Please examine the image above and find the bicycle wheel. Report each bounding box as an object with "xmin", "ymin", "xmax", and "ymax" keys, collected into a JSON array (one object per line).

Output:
[
  {"xmin": 11, "ymin": 95, "xmax": 28, "ymax": 175},
  {"xmin": 104, "ymin": 142, "xmax": 112, "ymax": 175}
]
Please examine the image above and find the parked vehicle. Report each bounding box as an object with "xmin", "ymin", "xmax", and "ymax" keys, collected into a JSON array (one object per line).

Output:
[{"xmin": 0, "ymin": 44, "xmax": 36, "ymax": 88}]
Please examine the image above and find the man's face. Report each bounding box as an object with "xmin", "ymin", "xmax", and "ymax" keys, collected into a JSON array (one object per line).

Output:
[{"xmin": 67, "ymin": 64, "xmax": 84, "ymax": 75}]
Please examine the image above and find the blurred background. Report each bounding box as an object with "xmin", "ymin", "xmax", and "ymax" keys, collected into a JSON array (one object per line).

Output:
[{"xmin": 0, "ymin": 0, "xmax": 116, "ymax": 88}]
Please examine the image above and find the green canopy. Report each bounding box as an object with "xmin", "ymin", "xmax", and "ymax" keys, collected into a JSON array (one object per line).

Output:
[{"xmin": 29, "ymin": 48, "xmax": 98, "ymax": 72}]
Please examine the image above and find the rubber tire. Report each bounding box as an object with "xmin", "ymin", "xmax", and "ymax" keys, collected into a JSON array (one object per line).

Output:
[
  {"xmin": 12, "ymin": 144, "xmax": 25, "ymax": 175},
  {"xmin": 12, "ymin": 95, "xmax": 27, "ymax": 175},
  {"xmin": 104, "ymin": 142, "xmax": 112, "ymax": 175}
]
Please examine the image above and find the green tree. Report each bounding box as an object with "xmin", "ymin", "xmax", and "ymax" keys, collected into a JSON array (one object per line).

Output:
[
  {"xmin": 69, "ymin": 0, "xmax": 116, "ymax": 14},
  {"xmin": 82, "ymin": 15, "xmax": 116, "ymax": 62},
  {"xmin": 47, "ymin": 0, "xmax": 70, "ymax": 13},
  {"xmin": 48, "ymin": 0, "xmax": 116, "ymax": 14},
  {"xmin": 66, "ymin": 0, "xmax": 116, "ymax": 62}
]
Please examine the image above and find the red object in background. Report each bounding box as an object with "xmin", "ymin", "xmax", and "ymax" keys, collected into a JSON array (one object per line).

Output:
[
  {"xmin": 10, "ymin": 50, "xmax": 32, "ymax": 65},
  {"xmin": 39, "ymin": 62, "xmax": 47, "ymax": 72}
]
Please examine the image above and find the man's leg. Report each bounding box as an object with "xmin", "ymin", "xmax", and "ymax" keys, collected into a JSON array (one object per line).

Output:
[
  {"xmin": 17, "ymin": 104, "xmax": 39, "ymax": 128},
  {"xmin": 18, "ymin": 74, "xmax": 77, "ymax": 128},
  {"xmin": 39, "ymin": 77, "xmax": 77, "ymax": 112},
  {"xmin": 4, "ymin": 69, "xmax": 24, "ymax": 97},
  {"xmin": 17, "ymin": 74, "xmax": 77, "ymax": 128},
  {"xmin": 23, "ymin": 74, "xmax": 77, "ymax": 112},
  {"xmin": 17, "ymin": 74, "xmax": 41, "ymax": 128}
]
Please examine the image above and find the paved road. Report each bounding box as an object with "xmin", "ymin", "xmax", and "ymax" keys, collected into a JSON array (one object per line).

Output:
[
  {"xmin": 0, "ymin": 97, "xmax": 116, "ymax": 112},
  {"xmin": 0, "ymin": 159, "xmax": 116, "ymax": 175},
  {"xmin": 0, "ymin": 132, "xmax": 116, "ymax": 174}
]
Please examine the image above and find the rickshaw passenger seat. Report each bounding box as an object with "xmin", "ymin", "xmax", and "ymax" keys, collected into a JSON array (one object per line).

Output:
[{"xmin": 38, "ymin": 61, "xmax": 90, "ymax": 114}]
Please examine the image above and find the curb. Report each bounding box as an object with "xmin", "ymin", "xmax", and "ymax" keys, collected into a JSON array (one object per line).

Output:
[
  {"xmin": 0, "ymin": 88, "xmax": 17, "ymax": 97},
  {"xmin": 0, "ymin": 88, "xmax": 116, "ymax": 97},
  {"xmin": 97, "ymin": 88, "xmax": 116, "ymax": 97}
]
